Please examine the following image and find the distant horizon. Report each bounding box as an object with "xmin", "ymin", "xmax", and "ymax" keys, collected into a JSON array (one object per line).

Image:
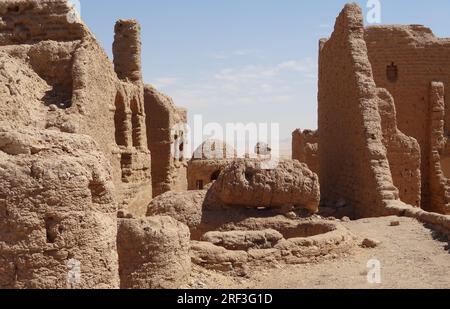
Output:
[{"xmin": 79, "ymin": 0, "xmax": 450, "ymax": 139}]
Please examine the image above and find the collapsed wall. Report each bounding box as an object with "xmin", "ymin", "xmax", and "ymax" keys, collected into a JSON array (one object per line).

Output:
[
  {"xmin": 318, "ymin": 4, "xmax": 399, "ymax": 217},
  {"xmin": 0, "ymin": 125, "xmax": 119, "ymax": 288},
  {"xmin": 0, "ymin": 0, "xmax": 87, "ymax": 44},
  {"xmin": 144, "ymin": 85, "xmax": 187, "ymax": 197},
  {"xmin": 292, "ymin": 129, "xmax": 319, "ymax": 175},
  {"xmin": 0, "ymin": 0, "xmax": 152, "ymax": 216},
  {"xmin": 365, "ymin": 25, "xmax": 450, "ymax": 214}
]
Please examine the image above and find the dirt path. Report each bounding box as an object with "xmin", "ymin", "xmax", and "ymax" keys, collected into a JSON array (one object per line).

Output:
[{"xmin": 188, "ymin": 216, "xmax": 450, "ymax": 289}]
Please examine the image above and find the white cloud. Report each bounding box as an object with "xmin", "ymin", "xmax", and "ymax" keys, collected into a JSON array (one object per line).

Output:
[
  {"xmin": 160, "ymin": 58, "xmax": 317, "ymax": 109},
  {"xmin": 317, "ymin": 23, "xmax": 333, "ymax": 36},
  {"xmin": 151, "ymin": 77, "xmax": 178, "ymax": 89},
  {"xmin": 210, "ymin": 49, "xmax": 263, "ymax": 60}
]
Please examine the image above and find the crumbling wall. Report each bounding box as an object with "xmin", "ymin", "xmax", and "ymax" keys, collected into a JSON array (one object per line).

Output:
[
  {"xmin": 377, "ymin": 88, "xmax": 422, "ymax": 207},
  {"xmin": 0, "ymin": 125, "xmax": 119, "ymax": 288},
  {"xmin": 292, "ymin": 129, "xmax": 319, "ymax": 175},
  {"xmin": 144, "ymin": 85, "xmax": 187, "ymax": 197},
  {"xmin": 429, "ymin": 82, "xmax": 450, "ymax": 214},
  {"xmin": 0, "ymin": 1, "xmax": 152, "ymax": 216},
  {"xmin": 113, "ymin": 19, "xmax": 142, "ymax": 83},
  {"xmin": 318, "ymin": 4, "xmax": 398, "ymax": 218},
  {"xmin": 0, "ymin": 0, "xmax": 87, "ymax": 45},
  {"xmin": 365, "ymin": 25, "xmax": 450, "ymax": 212},
  {"xmin": 110, "ymin": 19, "xmax": 151, "ymax": 216}
]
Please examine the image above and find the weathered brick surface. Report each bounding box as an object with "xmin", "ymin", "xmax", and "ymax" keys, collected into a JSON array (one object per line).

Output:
[
  {"xmin": 377, "ymin": 88, "xmax": 422, "ymax": 208},
  {"xmin": 366, "ymin": 25, "xmax": 450, "ymax": 213},
  {"xmin": 428, "ymin": 82, "xmax": 450, "ymax": 214},
  {"xmin": 292, "ymin": 129, "xmax": 319, "ymax": 176},
  {"xmin": 144, "ymin": 85, "xmax": 187, "ymax": 198},
  {"xmin": 318, "ymin": 4, "xmax": 398, "ymax": 217}
]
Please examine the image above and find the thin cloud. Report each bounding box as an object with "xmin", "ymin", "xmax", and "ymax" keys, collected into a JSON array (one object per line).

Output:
[
  {"xmin": 209, "ymin": 49, "xmax": 263, "ymax": 60},
  {"xmin": 159, "ymin": 58, "xmax": 317, "ymax": 109},
  {"xmin": 151, "ymin": 77, "xmax": 178, "ymax": 89},
  {"xmin": 319, "ymin": 24, "xmax": 331, "ymax": 29}
]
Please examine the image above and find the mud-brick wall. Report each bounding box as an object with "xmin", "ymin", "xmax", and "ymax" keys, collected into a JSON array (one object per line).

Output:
[
  {"xmin": 113, "ymin": 19, "xmax": 142, "ymax": 83},
  {"xmin": 144, "ymin": 85, "xmax": 188, "ymax": 198},
  {"xmin": 318, "ymin": 4, "xmax": 398, "ymax": 218},
  {"xmin": 0, "ymin": 0, "xmax": 86, "ymax": 45},
  {"xmin": 365, "ymin": 26, "xmax": 450, "ymax": 211},
  {"xmin": 429, "ymin": 82, "xmax": 450, "ymax": 214},
  {"xmin": 292, "ymin": 129, "xmax": 319, "ymax": 176},
  {"xmin": 377, "ymin": 89, "xmax": 422, "ymax": 208}
]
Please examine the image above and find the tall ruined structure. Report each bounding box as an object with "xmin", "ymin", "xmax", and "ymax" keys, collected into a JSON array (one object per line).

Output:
[
  {"xmin": 0, "ymin": 0, "xmax": 152, "ymax": 288},
  {"xmin": 144, "ymin": 85, "xmax": 188, "ymax": 197},
  {"xmin": 111, "ymin": 19, "xmax": 152, "ymax": 216},
  {"xmin": 365, "ymin": 26, "xmax": 450, "ymax": 214},
  {"xmin": 318, "ymin": 3, "xmax": 450, "ymax": 215},
  {"xmin": 318, "ymin": 4, "xmax": 404, "ymax": 217}
]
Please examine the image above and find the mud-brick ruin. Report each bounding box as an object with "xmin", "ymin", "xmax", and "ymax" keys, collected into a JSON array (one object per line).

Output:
[
  {"xmin": 0, "ymin": 0, "xmax": 449, "ymax": 289},
  {"xmin": 292, "ymin": 3, "xmax": 450, "ymax": 217},
  {"xmin": 144, "ymin": 85, "xmax": 188, "ymax": 197},
  {"xmin": 292, "ymin": 129, "xmax": 319, "ymax": 175}
]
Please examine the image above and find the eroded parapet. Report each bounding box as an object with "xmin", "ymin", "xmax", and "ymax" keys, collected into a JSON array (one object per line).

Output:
[
  {"xmin": 113, "ymin": 19, "xmax": 142, "ymax": 83},
  {"xmin": 0, "ymin": 0, "xmax": 87, "ymax": 45},
  {"xmin": 318, "ymin": 4, "xmax": 398, "ymax": 217},
  {"xmin": 429, "ymin": 82, "xmax": 450, "ymax": 214},
  {"xmin": 144, "ymin": 85, "xmax": 188, "ymax": 197},
  {"xmin": 377, "ymin": 88, "xmax": 422, "ymax": 207},
  {"xmin": 292, "ymin": 129, "xmax": 319, "ymax": 176}
]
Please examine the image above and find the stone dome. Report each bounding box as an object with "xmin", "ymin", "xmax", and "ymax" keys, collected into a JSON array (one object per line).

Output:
[{"xmin": 192, "ymin": 139, "xmax": 236, "ymax": 160}]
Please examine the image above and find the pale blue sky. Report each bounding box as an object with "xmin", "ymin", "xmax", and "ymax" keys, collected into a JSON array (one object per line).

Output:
[{"xmin": 79, "ymin": 0, "xmax": 450, "ymax": 139}]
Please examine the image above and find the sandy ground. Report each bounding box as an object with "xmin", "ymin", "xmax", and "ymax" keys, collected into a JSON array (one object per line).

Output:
[{"xmin": 187, "ymin": 216, "xmax": 450, "ymax": 289}]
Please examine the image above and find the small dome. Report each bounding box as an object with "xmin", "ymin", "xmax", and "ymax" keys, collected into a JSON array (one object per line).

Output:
[
  {"xmin": 255, "ymin": 142, "xmax": 272, "ymax": 155},
  {"xmin": 192, "ymin": 139, "xmax": 236, "ymax": 160}
]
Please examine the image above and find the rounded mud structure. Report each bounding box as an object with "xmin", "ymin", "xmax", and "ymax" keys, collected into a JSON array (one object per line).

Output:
[
  {"xmin": 147, "ymin": 190, "xmax": 207, "ymax": 240},
  {"xmin": 117, "ymin": 216, "xmax": 191, "ymax": 289},
  {"xmin": 211, "ymin": 160, "xmax": 320, "ymax": 213},
  {"xmin": 191, "ymin": 216, "xmax": 355, "ymax": 274}
]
